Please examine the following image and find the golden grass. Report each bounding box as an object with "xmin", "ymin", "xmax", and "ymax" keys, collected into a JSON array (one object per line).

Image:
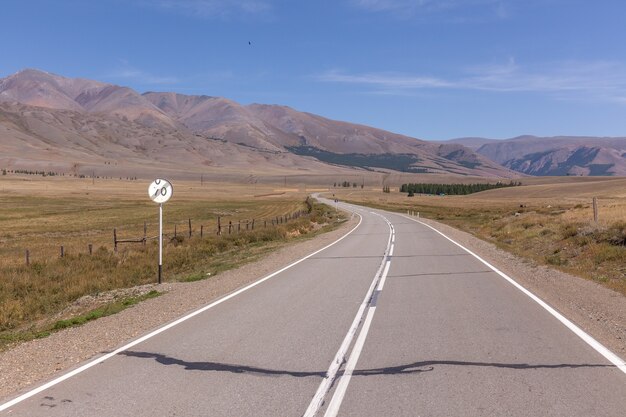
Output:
[
  {"xmin": 332, "ymin": 177, "xmax": 626, "ymax": 295},
  {"xmin": 0, "ymin": 176, "xmax": 312, "ymax": 266},
  {"xmin": 0, "ymin": 175, "xmax": 344, "ymax": 347}
]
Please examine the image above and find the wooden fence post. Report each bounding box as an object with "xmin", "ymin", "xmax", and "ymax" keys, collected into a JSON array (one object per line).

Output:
[
  {"xmin": 89, "ymin": 244, "xmax": 93, "ymax": 255},
  {"xmin": 201, "ymin": 225, "xmax": 204, "ymax": 238},
  {"xmin": 238, "ymin": 221, "xmax": 241, "ymax": 233},
  {"xmin": 174, "ymin": 224, "xmax": 177, "ymax": 238},
  {"xmin": 252, "ymin": 219, "xmax": 255, "ymax": 230},
  {"xmin": 217, "ymin": 216, "xmax": 221, "ymax": 235},
  {"xmin": 246, "ymin": 220, "xmax": 249, "ymax": 231},
  {"xmin": 114, "ymin": 228, "xmax": 118, "ymax": 252},
  {"xmin": 189, "ymin": 218, "xmax": 192, "ymax": 238},
  {"xmin": 25, "ymin": 249, "xmax": 30, "ymax": 266},
  {"xmin": 60, "ymin": 246, "xmax": 64, "ymax": 258},
  {"xmin": 143, "ymin": 222, "xmax": 147, "ymax": 246},
  {"xmin": 593, "ymin": 197, "xmax": 598, "ymax": 222},
  {"xmin": 264, "ymin": 220, "xmax": 267, "ymax": 228},
  {"xmin": 229, "ymin": 221, "xmax": 232, "ymax": 234}
]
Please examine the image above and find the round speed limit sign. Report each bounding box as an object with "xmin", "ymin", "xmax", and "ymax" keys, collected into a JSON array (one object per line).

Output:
[{"xmin": 149, "ymin": 178, "xmax": 173, "ymax": 204}]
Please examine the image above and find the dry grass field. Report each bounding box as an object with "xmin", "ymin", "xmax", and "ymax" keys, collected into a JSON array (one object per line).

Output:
[
  {"xmin": 0, "ymin": 174, "xmax": 341, "ymax": 349},
  {"xmin": 332, "ymin": 176, "xmax": 626, "ymax": 295},
  {"xmin": 0, "ymin": 175, "xmax": 316, "ymax": 264}
]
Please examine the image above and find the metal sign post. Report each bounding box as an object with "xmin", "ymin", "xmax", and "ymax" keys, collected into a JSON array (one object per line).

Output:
[{"xmin": 148, "ymin": 178, "xmax": 173, "ymax": 284}]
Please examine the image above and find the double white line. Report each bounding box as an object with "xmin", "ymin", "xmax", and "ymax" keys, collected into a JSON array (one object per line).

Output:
[{"xmin": 303, "ymin": 211, "xmax": 395, "ymax": 417}]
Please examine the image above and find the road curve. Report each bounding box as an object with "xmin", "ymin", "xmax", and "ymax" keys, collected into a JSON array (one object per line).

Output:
[{"xmin": 1, "ymin": 199, "xmax": 625, "ymax": 416}]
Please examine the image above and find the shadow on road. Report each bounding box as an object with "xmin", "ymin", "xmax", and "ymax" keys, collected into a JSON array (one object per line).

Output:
[
  {"xmin": 119, "ymin": 351, "xmax": 325, "ymax": 378},
  {"xmin": 119, "ymin": 351, "xmax": 613, "ymax": 378}
]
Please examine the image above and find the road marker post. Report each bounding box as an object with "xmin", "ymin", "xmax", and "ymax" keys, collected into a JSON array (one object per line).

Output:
[{"xmin": 148, "ymin": 178, "xmax": 173, "ymax": 284}]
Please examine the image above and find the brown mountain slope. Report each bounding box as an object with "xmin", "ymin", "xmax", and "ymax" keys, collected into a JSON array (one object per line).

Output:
[
  {"xmin": 145, "ymin": 92, "xmax": 517, "ymax": 177},
  {"xmin": 1, "ymin": 69, "xmax": 519, "ymax": 179},
  {"xmin": 0, "ymin": 69, "xmax": 95, "ymax": 112},
  {"xmin": 0, "ymin": 69, "xmax": 176, "ymax": 128},
  {"xmin": 143, "ymin": 92, "xmax": 289, "ymax": 152},
  {"xmin": 437, "ymin": 137, "xmax": 500, "ymax": 151},
  {"xmin": 473, "ymin": 136, "xmax": 626, "ymax": 176},
  {"xmin": 0, "ymin": 102, "xmax": 361, "ymax": 178}
]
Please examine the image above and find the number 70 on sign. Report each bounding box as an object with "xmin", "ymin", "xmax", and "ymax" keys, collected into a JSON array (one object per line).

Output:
[{"xmin": 148, "ymin": 178, "xmax": 173, "ymax": 204}]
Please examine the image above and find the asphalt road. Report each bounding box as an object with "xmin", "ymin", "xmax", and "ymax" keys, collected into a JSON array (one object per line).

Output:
[{"xmin": 2, "ymin": 200, "xmax": 625, "ymax": 416}]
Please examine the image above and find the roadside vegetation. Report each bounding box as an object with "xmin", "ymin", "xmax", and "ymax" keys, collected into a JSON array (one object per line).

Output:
[
  {"xmin": 337, "ymin": 178, "xmax": 626, "ymax": 296},
  {"xmin": 1, "ymin": 290, "xmax": 162, "ymax": 347},
  {"xmin": 0, "ymin": 176, "xmax": 346, "ymax": 350}
]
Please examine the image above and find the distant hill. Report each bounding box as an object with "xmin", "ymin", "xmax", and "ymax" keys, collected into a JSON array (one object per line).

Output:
[
  {"xmin": 437, "ymin": 137, "xmax": 500, "ymax": 151},
  {"xmin": 442, "ymin": 135, "xmax": 626, "ymax": 176},
  {"xmin": 0, "ymin": 69, "xmax": 518, "ymax": 179}
]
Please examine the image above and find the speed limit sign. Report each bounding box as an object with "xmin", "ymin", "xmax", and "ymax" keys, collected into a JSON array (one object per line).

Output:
[
  {"xmin": 148, "ymin": 178, "xmax": 173, "ymax": 204},
  {"xmin": 148, "ymin": 178, "xmax": 173, "ymax": 284}
]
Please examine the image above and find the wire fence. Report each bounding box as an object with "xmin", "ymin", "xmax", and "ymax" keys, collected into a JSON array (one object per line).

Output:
[{"xmin": 16, "ymin": 210, "xmax": 310, "ymax": 266}]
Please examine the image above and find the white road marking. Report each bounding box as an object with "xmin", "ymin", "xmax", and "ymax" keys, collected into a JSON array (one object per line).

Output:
[
  {"xmin": 324, "ymin": 302, "xmax": 379, "ymax": 417},
  {"xmin": 314, "ymin": 211, "xmax": 395, "ymax": 417},
  {"xmin": 0, "ymin": 208, "xmax": 364, "ymax": 413},
  {"xmin": 377, "ymin": 261, "xmax": 391, "ymax": 292},
  {"xmin": 402, "ymin": 214, "xmax": 626, "ymax": 374},
  {"xmin": 303, "ymin": 213, "xmax": 394, "ymax": 417},
  {"xmin": 323, "ymin": 237, "xmax": 394, "ymax": 417}
]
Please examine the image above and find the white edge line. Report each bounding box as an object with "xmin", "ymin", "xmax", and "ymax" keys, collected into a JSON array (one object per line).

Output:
[
  {"xmin": 401, "ymin": 214, "xmax": 626, "ymax": 374},
  {"xmin": 0, "ymin": 210, "xmax": 364, "ymax": 413},
  {"xmin": 302, "ymin": 213, "xmax": 393, "ymax": 417}
]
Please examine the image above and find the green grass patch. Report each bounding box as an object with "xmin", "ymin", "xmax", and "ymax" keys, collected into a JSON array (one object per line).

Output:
[
  {"xmin": 0, "ymin": 291, "xmax": 161, "ymax": 350},
  {"xmin": 52, "ymin": 290, "xmax": 161, "ymax": 330}
]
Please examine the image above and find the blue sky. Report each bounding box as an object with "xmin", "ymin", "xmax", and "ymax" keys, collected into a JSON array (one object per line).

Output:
[{"xmin": 2, "ymin": 0, "xmax": 626, "ymax": 140}]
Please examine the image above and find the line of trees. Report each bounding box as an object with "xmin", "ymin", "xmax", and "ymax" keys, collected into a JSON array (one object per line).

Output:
[
  {"xmin": 333, "ymin": 181, "xmax": 363, "ymax": 188},
  {"xmin": 9, "ymin": 169, "xmax": 60, "ymax": 177},
  {"xmin": 2, "ymin": 169, "xmax": 138, "ymax": 181},
  {"xmin": 400, "ymin": 181, "xmax": 522, "ymax": 196}
]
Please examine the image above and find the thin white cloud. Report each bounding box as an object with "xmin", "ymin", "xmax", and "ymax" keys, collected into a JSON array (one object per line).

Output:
[
  {"xmin": 467, "ymin": 61, "xmax": 626, "ymax": 95},
  {"xmin": 352, "ymin": 0, "xmax": 424, "ymax": 13},
  {"xmin": 319, "ymin": 69, "xmax": 453, "ymax": 89},
  {"xmin": 316, "ymin": 60, "xmax": 626, "ymax": 103},
  {"xmin": 153, "ymin": 0, "xmax": 271, "ymax": 19},
  {"xmin": 351, "ymin": 0, "xmax": 509, "ymax": 19},
  {"xmin": 108, "ymin": 63, "xmax": 180, "ymax": 85}
]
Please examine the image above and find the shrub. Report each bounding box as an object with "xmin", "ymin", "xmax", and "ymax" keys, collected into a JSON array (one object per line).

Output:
[
  {"xmin": 545, "ymin": 253, "xmax": 567, "ymax": 266},
  {"xmin": 560, "ymin": 224, "xmax": 579, "ymax": 239}
]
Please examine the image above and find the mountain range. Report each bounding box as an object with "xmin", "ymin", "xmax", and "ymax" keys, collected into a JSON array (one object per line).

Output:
[
  {"xmin": 444, "ymin": 136, "xmax": 626, "ymax": 176},
  {"xmin": 0, "ymin": 69, "xmax": 516, "ymax": 180},
  {"xmin": 1, "ymin": 69, "xmax": 623, "ymax": 180}
]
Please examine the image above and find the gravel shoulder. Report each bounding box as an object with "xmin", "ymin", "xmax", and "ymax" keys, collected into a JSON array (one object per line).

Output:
[{"xmin": 1, "ymin": 211, "xmax": 624, "ymax": 403}]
